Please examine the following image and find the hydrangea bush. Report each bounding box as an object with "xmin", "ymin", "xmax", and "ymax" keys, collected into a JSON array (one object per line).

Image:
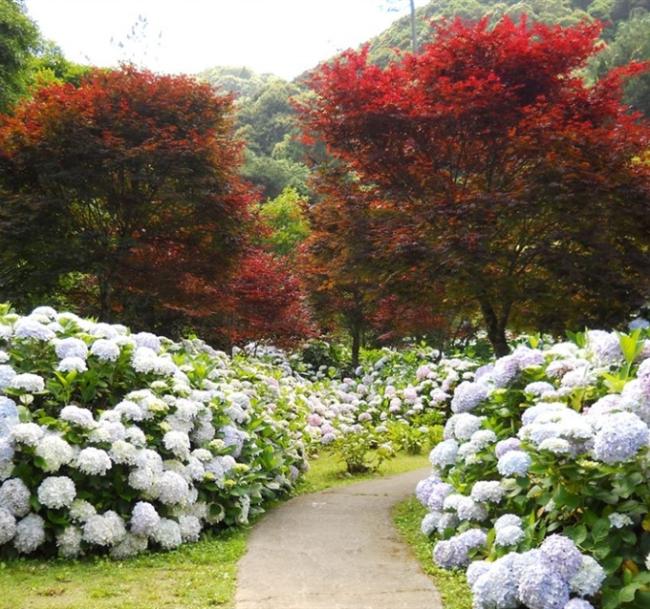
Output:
[
  {"xmin": 0, "ymin": 306, "xmax": 308, "ymax": 558},
  {"xmin": 415, "ymin": 328, "xmax": 650, "ymax": 609}
]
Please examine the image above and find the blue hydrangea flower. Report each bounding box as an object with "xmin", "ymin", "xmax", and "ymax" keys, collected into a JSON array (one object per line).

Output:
[
  {"xmin": 472, "ymin": 558, "xmax": 519, "ymax": 609},
  {"xmin": 433, "ymin": 538, "xmax": 469, "ymax": 569},
  {"xmin": 421, "ymin": 511, "xmax": 442, "ymax": 536},
  {"xmin": 466, "ymin": 560, "xmax": 491, "ymax": 587},
  {"xmin": 564, "ymin": 599, "xmax": 595, "ymax": 609},
  {"xmin": 415, "ymin": 474, "xmax": 441, "ymax": 506},
  {"xmin": 451, "ymin": 381, "xmax": 489, "ymax": 413},
  {"xmin": 471, "ymin": 480, "xmax": 504, "ymax": 504},
  {"xmin": 495, "ymin": 514, "xmax": 522, "ymax": 531},
  {"xmin": 569, "ymin": 555, "xmax": 605, "ymax": 598},
  {"xmin": 429, "ymin": 440, "xmax": 459, "ymax": 468},
  {"xmin": 497, "ymin": 450, "xmax": 532, "ymax": 477},
  {"xmin": 540, "ymin": 535, "xmax": 583, "ymax": 581},
  {"xmin": 518, "ymin": 563, "xmax": 570, "ymax": 609},
  {"xmin": 426, "ymin": 482, "xmax": 454, "ymax": 511},
  {"xmin": 495, "ymin": 525, "xmax": 525, "ymax": 547},
  {"xmin": 456, "ymin": 497, "xmax": 488, "ymax": 522},
  {"xmin": 495, "ymin": 437, "xmax": 521, "ymax": 458},
  {"xmin": 592, "ymin": 412, "xmax": 649, "ymax": 464}
]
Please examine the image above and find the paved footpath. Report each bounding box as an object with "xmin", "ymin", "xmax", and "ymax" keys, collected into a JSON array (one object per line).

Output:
[{"xmin": 235, "ymin": 467, "xmax": 443, "ymax": 609}]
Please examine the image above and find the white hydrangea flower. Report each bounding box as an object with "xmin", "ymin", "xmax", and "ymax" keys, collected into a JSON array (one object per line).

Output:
[
  {"xmin": 470, "ymin": 480, "xmax": 504, "ymax": 504},
  {"xmin": 0, "ymin": 478, "xmax": 31, "ymax": 517},
  {"xmin": 31, "ymin": 306, "xmax": 57, "ymax": 318},
  {"xmin": 82, "ymin": 511, "xmax": 126, "ymax": 547},
  {"xmin": 110, "ymin": 533, "xmax": 148, "ymax": 559},
  {"xmin": 155, "ymin": 471, "xmax": 190, "ymax": 505},
  {"xmin": 130, "ymin": 502, "xmax": 161, "ymax": 537},
  {"xmin": 54, "ymin": 337, "xmax": 88, "ymax": 360},
  {"xmin": 35, "ymin": 435, "xmax": 74, "ymax": 472},
  {"xmin": 132, "ymin": 347, "xmax": 158, "ymax": 374},
  {"xmin": 75, "ymin": 447, "xmax": 112, "ymax": 476},
  {"xmin": 69, "ymin": 499, "xmax": 96, "ymax": 523},
  {"xmin": 495, "ymin": 524, "xmax": 525, "ymax": 547},
  {"xmin": 14, "ymin": 319, "xmax": 54, "ymax": 341},
  {"xmin": 57, "ymin": 357, "xmax": 87, "ymax": 373},
  {"xmin": 11, "ymin": 422, "xmax": 45, "ymax": 446},
  {"xmin": 128, "ymin": 468, "xmax": 157, "ymax": 492},
  {"xmin": 60, "ymin": 405, "xmax": 96, "ymax": 429},
  {"xmin": 0, "ymin": 325, "xmax": 12, "ymax": 341},
  {"xmin": 608, "ymin": 513, "xmax": 634, "ymax": 529},
  {"xmin": 134, "ymin": 332, "xmax": 161, "ymax": 352},
  {"xmin": 14, "ymin": 513, "xmax": 46, "ymax": 553},
  {"xmin": 179, "ymin": 514, "xmax": 202, "ymax": 542},
  {"xmin": 124, "ymin": 426, "xmax": 146, "ymax": 447},
  {"xmin": 163, "ymin": 430, "xmax": 191, "ymax": 460},
  {"xmin": 0, "ymin": 365, "xmax": 16, "ymax": 389},
  {"xmin": 90, "ymin": 339, "xmax": 121, "ymax": 362},
  {"xmin": 57, "ymin": 526, "xmax": 82, "ymax": 558},
  {"xmin": 110, "ymin": 440, "xmax": 137, "ymax": 465},
  {"xmin": 0, "ymin": 507, "xmax": 17, "ymax": 544},
  {"xmin": 114, "ymin": 400, "xmax": 144, "ymax": 422},
  {"xmin": 37, "ymin": 476, "xmax": 76, "ymax": 509},
  {"xmin": 10, "ymin": 373, "xmax": 45, "ymax": 393},
  {"xmin": 151, "ymin": 518, "xmax": 182, "ymax": 550}
]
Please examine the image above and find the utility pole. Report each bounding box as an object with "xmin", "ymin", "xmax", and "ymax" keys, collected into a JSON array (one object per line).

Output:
[{"xmin": 409, "ymin": 0, "xmax": 417, "ymax": 53}]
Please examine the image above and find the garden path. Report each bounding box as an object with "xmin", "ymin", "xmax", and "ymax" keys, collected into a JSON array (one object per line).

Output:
[{"xmin": 235, "ymin": 467, "xmax": 442, "ymax": 609}]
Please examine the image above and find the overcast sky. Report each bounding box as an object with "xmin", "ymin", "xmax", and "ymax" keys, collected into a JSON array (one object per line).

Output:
[{"xmin": 24, "ymin": 0, "xmax": 430, "ymax": 79}]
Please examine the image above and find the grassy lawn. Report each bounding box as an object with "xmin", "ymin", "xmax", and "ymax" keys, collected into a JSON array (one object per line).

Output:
[
  {"xmin": 0, "ymin": 527, "xmax": 247, "ymax": 609},
  {"xmin": 0, "ymin": 450, "xmax": 430, "ymax": 609},
  {"xmin": 393, "ymin": 496, "xmax": 472, "ymax": 609},
  {"xmin": 295, "ymin": 449, "xmax": 430, "ymax": 495}
]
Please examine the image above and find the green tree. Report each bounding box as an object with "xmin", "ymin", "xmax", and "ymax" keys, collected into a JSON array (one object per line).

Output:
[
  {"xmin": 0, "ymin": 0, "xmax": 38, "ymax": 112},
  {"xmin": 258, "ymin": 187, "xmax": 310, "ymax": 257},
  {"xmin": 592, "ymin": 11, "xmax": 650, "ymax": 117}
]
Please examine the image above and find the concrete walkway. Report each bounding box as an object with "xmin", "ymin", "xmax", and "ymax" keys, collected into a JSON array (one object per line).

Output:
[{"xmin": 235, "ymin": 468, "xmax": 442, "ymax": 609}]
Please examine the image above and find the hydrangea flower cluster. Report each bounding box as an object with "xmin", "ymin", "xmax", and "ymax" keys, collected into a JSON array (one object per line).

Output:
[
  {"xmin": 414, "ymin": 326, "xmax": 650, "ymax": 609},
  {"xmin": 0, "ymin": 307, "xmax": 308, "ymax": 558}
]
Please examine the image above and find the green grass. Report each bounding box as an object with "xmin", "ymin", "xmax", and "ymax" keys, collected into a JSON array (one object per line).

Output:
[
  {"xmin": 0, "ymin": 527, "xmax": 247, "ymax": 609},
  {"xmin": 295, "ymin": 449, "xmax": 430, "ymax": 495},
  {"xmin": 393, "ymin": 497, "xmax": 472, "ymax": 609},
  {"xmin": 0, "ymin": 450, "xmax": 429, "ymax": 609}
]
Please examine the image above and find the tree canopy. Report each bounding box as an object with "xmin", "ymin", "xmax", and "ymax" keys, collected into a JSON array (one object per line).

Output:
[{"xmin": 301, "ymin": 16, "xmax": 650, "ymax": 355}]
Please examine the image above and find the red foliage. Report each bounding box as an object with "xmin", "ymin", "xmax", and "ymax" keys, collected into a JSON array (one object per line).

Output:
[
  {"xmin": 223, "ymin": 249, "xmax": 315, "ymax": 346},
  {"xmin": 300, "ymin": 16, "xmax": 650, "ymax": 354},
  {"xmin": 0, "ymin": 66, "xmax": 313, "ymax": 347}
]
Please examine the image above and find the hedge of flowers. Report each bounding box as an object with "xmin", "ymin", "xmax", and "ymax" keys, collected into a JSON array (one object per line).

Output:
[
  {"xmin": 0, "ymin": 306, "xmax": 309, "ymax": 559},
  {"xmin": 415, "ymin": 328, "xmax": 650, "ymax": 609},
  {"xmin": 296, "ymin": 347, "xmax": 478, "ymax": 470}
]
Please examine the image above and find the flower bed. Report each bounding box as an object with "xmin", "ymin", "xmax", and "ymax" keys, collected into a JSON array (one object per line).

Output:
[
  {"xmin": 415, "ymin": 329, "xmax": 650, "ymax": 609},
  {"xmin": 0, "ymin": 306, "xmax": 308, "ymax": 558}
]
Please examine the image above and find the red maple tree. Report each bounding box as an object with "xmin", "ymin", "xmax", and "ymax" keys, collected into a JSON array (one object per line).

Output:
[
  {"xmin": 300, "ymin": 17, "xmax": 650, "ymax": 355},
  {"xmin": 0, "ymin": 65, "xmax": 313, "ymax": 346}
]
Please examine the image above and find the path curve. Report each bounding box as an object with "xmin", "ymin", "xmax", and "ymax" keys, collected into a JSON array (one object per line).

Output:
[{"xmin": 235, "ymin": 467, "xmax": 443, "ymax": 609}]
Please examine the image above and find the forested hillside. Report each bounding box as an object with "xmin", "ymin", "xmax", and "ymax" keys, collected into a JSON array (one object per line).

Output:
[{"xmin": 198, "ymin": 0, "xmax": 650, "ymax": 203}]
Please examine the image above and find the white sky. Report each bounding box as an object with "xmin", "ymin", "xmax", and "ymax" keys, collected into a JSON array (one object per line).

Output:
[{"xmin": 24, "ymin": 0, "xmax": 430, "ymax": 80}]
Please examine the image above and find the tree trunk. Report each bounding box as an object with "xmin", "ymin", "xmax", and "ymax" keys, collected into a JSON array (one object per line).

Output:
[{"xmin": 479, "ymin": 299, "xmax": 510, "ymax": 357}]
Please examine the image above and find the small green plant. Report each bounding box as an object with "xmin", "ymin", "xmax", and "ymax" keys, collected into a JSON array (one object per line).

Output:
[{"xmin": 333, "ymin": 430, "xmax": 395, "ymax": 473}]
